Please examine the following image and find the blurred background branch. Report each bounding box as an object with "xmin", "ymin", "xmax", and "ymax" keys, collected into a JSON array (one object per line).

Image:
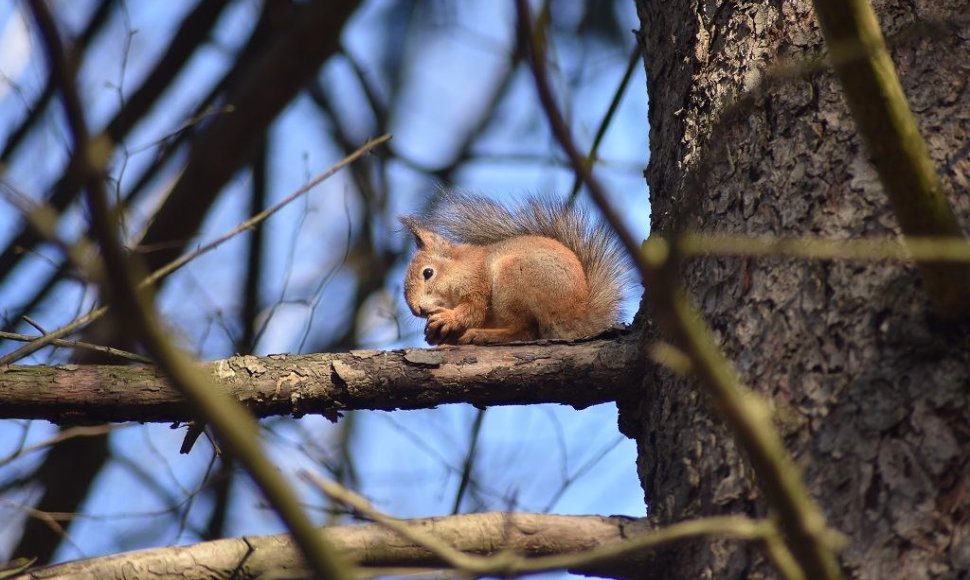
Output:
[{"xmin": 0, "ymin": 0, "xmax": 647, "ymax": 571}]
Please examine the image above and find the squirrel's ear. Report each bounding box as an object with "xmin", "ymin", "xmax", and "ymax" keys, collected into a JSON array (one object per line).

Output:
[{"xmin": 400, "ymin": 216, "xmax": 446, "ymax": 250}]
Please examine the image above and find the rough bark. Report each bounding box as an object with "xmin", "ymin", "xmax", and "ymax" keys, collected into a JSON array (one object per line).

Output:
[
  {"xmin": 17, "ymin": 513, "xmax": 652, "ymax": 580},
  {"xmin": 0, "ymin": 336, "xmax": 643, "ymax": 423},
  {"xmin": 625, "ymin": 1, "xmax": 970, "ymax": 578}
]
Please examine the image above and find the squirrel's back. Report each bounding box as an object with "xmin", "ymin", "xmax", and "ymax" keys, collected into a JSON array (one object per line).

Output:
[{"xmin": 426, "ymin": 190, "xmax": 627, "ymax": 334}]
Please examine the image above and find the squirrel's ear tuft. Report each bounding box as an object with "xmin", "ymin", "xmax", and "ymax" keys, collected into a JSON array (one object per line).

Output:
[
  {"xmin": 399, "ymin": 216, "xmax": 418, "ymax": 233},
  {"xmin": 400, "ymin": 216, "xmax": 444, "ymax": 250}
]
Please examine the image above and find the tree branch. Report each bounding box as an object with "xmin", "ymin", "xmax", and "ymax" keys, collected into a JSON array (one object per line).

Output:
[
  {"xmin": 26, "ymin": 1, "xmax": 353, "ymax": 576},
  {"xmin": 0, "ymin": 134, "xmax": 390, "ymax": 366},
  {"xmin": 137, "ymin": 0, "xmax": 363, "ymax": 272},
  {"xmin": 303, "ymin": 473, "xmax": 790, "ymax": 579},
  {"xmin": 0, "ymin": 336, "xmax": 642, "ymax": 424},
  {"xmin": 17, "ymin": 513, "xmax": 652, "ymax": 579},
  {"xmin": 16, "ymin": 510, "xmax": 797, "ymax": 580}
]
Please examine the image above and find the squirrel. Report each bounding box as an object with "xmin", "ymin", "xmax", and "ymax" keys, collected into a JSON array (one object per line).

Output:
[{"xmin": 401, "ymin": 190, "xmax": 626, "ymax": 345}]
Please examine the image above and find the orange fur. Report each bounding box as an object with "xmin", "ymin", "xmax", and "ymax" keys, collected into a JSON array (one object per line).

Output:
[{"xmin": 401, "ymin": 192, "xmax": 626, "ymax": 346}]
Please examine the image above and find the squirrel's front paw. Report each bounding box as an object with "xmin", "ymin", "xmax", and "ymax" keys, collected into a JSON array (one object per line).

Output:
[{"xmin": 426, "ymin": 309, "xmax": 464, "ymax": 344}]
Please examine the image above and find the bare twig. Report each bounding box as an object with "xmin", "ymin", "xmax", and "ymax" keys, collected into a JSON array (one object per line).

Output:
[
  {"xmin": 0, "ymin": 500, "xmax": 82, "ymax": 557},
  {"xmin": 0, "ymin": 182, "xmax": 104, "ymax": 283},
  {"xmin": 304, "ymin": 472, "xmax": 483, "ymax": 571},
  {"xmin": 0, "ymin": 331, "xmax": 150, "ymax": 363},
  {"xmin": 450, "ymin": 408, "xmax": 485, "ymax": 515},
  {"xmin": 0, "ymin": 425, "xmax": 119, "ymax": 469},
  {"xmin": 26, "ymin": 2, "xmax": 350, "ymax": 577},
  {"xmin": 568, "ymin": 44, "xmax": 642, "ymax": 203},
  {"xmin": 514, "ymin": 0, "xmax": 642, "ymax": 264},
  {"xmin": 0, "ymin": 134, "xmax": 390, "ymax": 366}
]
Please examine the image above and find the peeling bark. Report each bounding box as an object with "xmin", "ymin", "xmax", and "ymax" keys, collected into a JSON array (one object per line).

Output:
[{"xmin": 0, "ymin": 335, "xmax": 644, "ymax": 423}]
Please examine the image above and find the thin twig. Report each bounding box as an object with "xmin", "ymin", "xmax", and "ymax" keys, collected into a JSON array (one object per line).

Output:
[
  {"xmin": 303, "ymin": 472, "xmax": 482, "ymax": 571},
  {"xmin": 0, "ymin": 330, "xmax": 150, "ymax": 363},
  {"xmin": 0, "ymin": 134, "xmax": 390, "ymax": 366},
  {"xmin": 450, "ymin": 408, "xmax": 485, "ymax": 515},
  {"xmin": 0, "ymin": 425, "xmax": 119, "ymax": 469},
  {"xmin": 0, "ymin": 181, "xmax": 104, "ymax": 282},
  {"xmin": 27, "ymin": 2, "xmax": 351, "ymax": 577},
  {"xmin": 514, "ymin": 0, "xmax": 642, "ymax": 264},
  {"xmin": 0, "ymin": 500, "xmax": 83, "ymax": 556},
  {"xmin": 21, "ymin": 316, "xmax": 46, "ymax": 334},
  {"xmin": 568, "ymin": 44, "xmax": 641, "ymax": 203}
]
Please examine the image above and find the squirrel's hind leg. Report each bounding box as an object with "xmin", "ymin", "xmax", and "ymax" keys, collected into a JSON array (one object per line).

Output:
[{"xmin": 457, "ymin": 325, "xmax": 537, "ymax": 345}]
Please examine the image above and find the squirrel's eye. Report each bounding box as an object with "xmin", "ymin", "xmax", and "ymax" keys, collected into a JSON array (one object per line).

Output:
[{"xmin": 422, "ymin": 267, "xmax": 434, "ymax": 280}]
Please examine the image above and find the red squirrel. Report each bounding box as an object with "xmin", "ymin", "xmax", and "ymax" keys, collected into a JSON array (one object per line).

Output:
[{"xmin": 401, "ymin": 191, "xmax": 626, "ymax": 345}]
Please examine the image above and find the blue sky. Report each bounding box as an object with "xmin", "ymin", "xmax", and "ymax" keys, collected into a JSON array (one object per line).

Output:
[{"xmin": 0, "ymin": 0, "xmax": 651, "ymax": 569}]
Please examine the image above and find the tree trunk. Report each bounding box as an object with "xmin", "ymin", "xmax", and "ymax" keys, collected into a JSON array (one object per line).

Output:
[{"xmin": 624, "ymin": 1, "xmax": 970, "ymax": 578}]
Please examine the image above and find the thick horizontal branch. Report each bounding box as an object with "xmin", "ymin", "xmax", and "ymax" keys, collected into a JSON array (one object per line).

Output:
[
  {"xmin": 18, "ymin": 512, "xmax": 653, "ymax": 579},
  {"xmin": 0, "ymin": 336, "xmax": 644, "ymax": 424}
]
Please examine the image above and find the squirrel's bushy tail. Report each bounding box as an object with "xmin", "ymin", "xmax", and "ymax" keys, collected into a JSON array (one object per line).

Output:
[{"xmin": 429, "ymin": 189, "xmax": 627, "ymax": 333}]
